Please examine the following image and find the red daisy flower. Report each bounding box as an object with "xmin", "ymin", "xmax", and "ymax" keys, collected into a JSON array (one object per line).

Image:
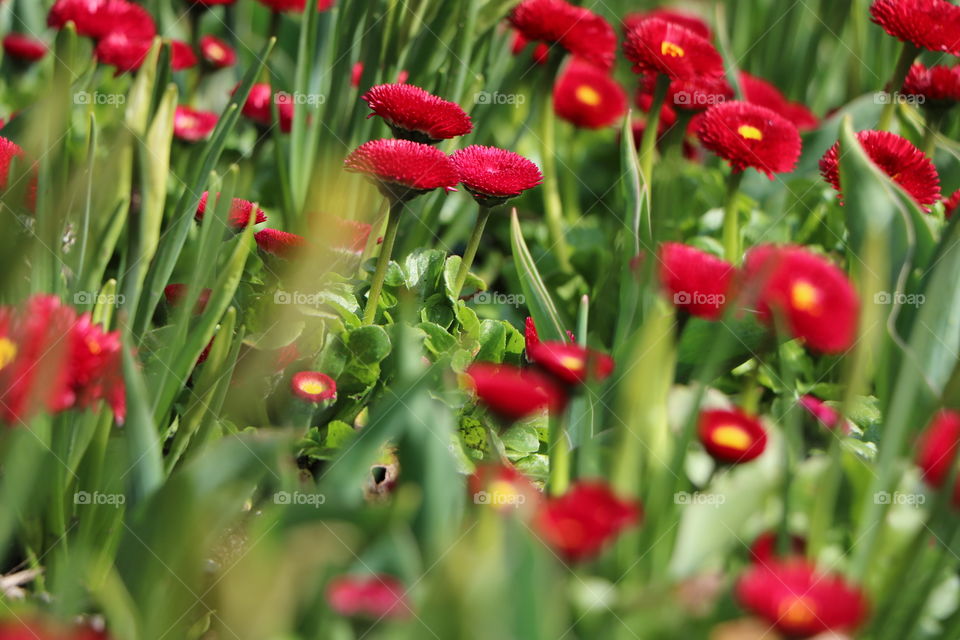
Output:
[
  {"xmin": 943, "ymin": 188, "xmax": 960, "ymax": 218},
  {"xmin": 344, "ymin": 138, "xmax": 459, "ymax": 202},
  {"xmin": 466, "ymin": 362, "xmax": 566, "ymax": 421},
  {"xmin": 736, "ymin": 559, "xmax": 868, "ymax": 636},
  {"xmin": 743, "ymin": 245, "xmax": 859, "ymax": 354},
  {"xmin": 3, "ymin": 34, "xmax": 48, "ymax": 63},
  {"xmin": 68, "ymin": 313, "xmax": 125, "ymax": 422},
  {"xmin": 350, "ymin": 61, "xmax": 364, "ymax": 88},
  {"xmin": 195, "ymin": 191, "xmax": 267, "ymax": 229},
  {"xmin": 624, "ymin": 8, "xmax": 712, "ymax": 39},
  {"xmin": 254, "ymin": 228, "xmax": 305, "ymax": 258},
  {"xmin": 199, "ymin": 35, "xmax": 236, "ymax": 68},
  {"xmin": 48, "ymin": 0, "xmax": 157, "ymax": 41},
  {"xmin": 174, "ymin": 106, "xmax": 218, "ymax": 143},
  {"xmin": 163, "ymin": 284, "xmax": 211, "ymax": 314},
  {"xmin": 291, "ymin": 371, "xmax": 336, "ymax": 402},
  {"xmin": 916, "ymin": 410, "xmax": 960, "ymax": 504},
  {"xmin": 749, "ymin": 531, "xmax": 807, "ymax": 566},
  {"xmin": 658, "ymin": 242, "xmax": 736, "ymax": 320},
  {"xmin": 527, "ymin": 340, "xmax": 614, "ymax": 386},
  {"xmin": 523, "ymin": 316, "xmax": 575, "ymax": 352},
  {"xmin": 509, "ymin": 0, "xmax": 617, "ymax": 70},
  {"xmin": 740, "ymin": 71, "xmax": 819, "ymax": 131},
  {"xmin": 623, "ymin": 18, "xmax": 724, "ymax": 81},
  {"xmin": 0, "ymin": 136, "xmax": 24, "ymax": 190},
  {"xmin": 870, "ymin": 0, "xmax": 960, "ymax": 55},
  {"xmin": 819, "ymin": 129, "xmax": 941, "ymax": 210},
  {"xmin": 902, "ymin": 62, "xmax": 960, "ymax": 106},
  {"xmin": 238, "ymin": 83, "xmax": 293, "ymax": 132},
  {"xmin": 535, "ymin": 481, "xmax": 641, "ymax": 561},
  {"xmin": 468, "ymin": 464, "xmax": 540, "ymax": 513},
  {"xmin": 698, "ymin": 408, "xmax": 767, "ymax": 464},
  {"xmin": 254, "ymin": 0, "xmax": 335, "ymax": 12},
  {"xmin": 361, "ymin": 83, "xmax": 472, "ymax": 143},
  {"xmin": 450, "ymin": 145, "xmax": 542, "ymax": 206},
  {"xmin": 697, "ymin": 101, "xmax": 802, "ymax": 179},
  {"xmin": 553, "ymin": 60, "xmax": 627, "ymax": 129},
  {"xmin": 95, "ymin": 34, "xmax": 197, "ymax": 73},
  {"xmin": 656, "ymin": 73, "xmax": 733, "ymax": 111},
  {"xmin": 326, "ymin": 575, "xmax": 411, "ymax": 620}
]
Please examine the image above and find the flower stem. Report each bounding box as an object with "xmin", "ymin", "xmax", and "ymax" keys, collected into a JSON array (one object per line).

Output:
[
  {"xmin": 548, "ymin": 409, "xmax": 570, "ymax": 496},
  {"xmin": 639, "ymin": 74, "xmax": 671, "ymax": 186},
  {"xmin": 922, "ymin": 108, "xmax": 945, "ymax": 158},
  {"xmin": 363, "ymin": 199, "xmax": 403, "ymax": 325},
  {"xmin": 540, "ymin": 88, "xmax": 572, "ymax": 271},
  {"xmin": 722, "ymin": 170, "xmax": 745, "ymax": 263},
  {"xmin": 452, "ymin": 205, "xmax": 492, "ymax": 298},
  {"xmin": 877, "ymin": 42, "xmax": 919, "ymax": 131}
]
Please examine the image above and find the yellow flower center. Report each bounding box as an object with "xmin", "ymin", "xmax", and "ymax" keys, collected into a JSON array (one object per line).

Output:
[
  {"xmin": 177, "ymin": 114, "xmax": 198, "ymax": 130},
  {"xmin": 86, "ymin": 338, "xmax": 102, "ymax": 355},
  {"xmin": 299, "ymin": 380, "xmax": 327, "ymax": 396},
  {"xmin": 575, "ymin": 85, "xmax": 602, "ymax": 107},
  {"xmin": 661, "ymin": 41, "xmax": 685, "ymax": 57},
  {"xmin": 559, "ymin": 355, "xmax": 586, "ymax": 372},
  {"xmin": 488, "ymin": 480, "xmax": 522, "ymax": 509},
  {"xmin": 777, "ymin": 596, "xmax": 817, "ymax": 628},
  {"xmin": 790, "ymin": 280, "xmax": 821, "ymax": 314},
  {"xmin": 208, "ymin": 44, "xmax": 225, "ymax": 61},
  {"xmin": 711, "ymin": 425, "xmax": 753, "ymax": 451},
  {"xmin": 0, "ymin": 338, "xmax": 17, "ymax": 370},
  {"xmin": 738, "ymin": 125, "xmax": 763, "ymax": 141}
]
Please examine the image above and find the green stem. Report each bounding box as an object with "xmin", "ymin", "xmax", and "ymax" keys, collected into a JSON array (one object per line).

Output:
[
  {"xmin": 452, "ymin": 206, "xmax": 492, "ymax": 298},
  {"xmin": 269, "ymin": 10, "xmax": 282, "ymax": 41},
  {"xmin": 362, "ymin": 199, "xmax": 403, "ymax": 325},
  {"xmin": 878, "ymin": 42, "xmax": 919, "ymax": 131},
  {"xmin": 722, "ymin": 170, "xmax": 745, "ymax": 263},
  {"xmin": 540, "ymin": 88, "xmax": 572, "ymax": 271},
  {"xmin": 922, "ymin": 108, "xmax": 945, "ymax": 158},
  {"xmin": 548, "ymin": 410, "xmax": 570, "ymax": 496},
  {"xmin": 639, "ymin": 74, "xmax": 671, "ymax": 186},
  {"xmin": 662, "ymin": 109, "xmax": 693, "ymax": 159}
]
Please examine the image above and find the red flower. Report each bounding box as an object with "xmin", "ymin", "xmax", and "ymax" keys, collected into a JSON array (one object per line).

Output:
[
  {"xmin": 744, "ymin": 245, "xmax": 859, "ymax": 354},
  {"xmin": 902, "ymin": 62, "xmax": 960, "ymax": 107},
  {"xmin": 916, "ymin": 410, "xmax": 960, "ymax": 504},
  {"xmin": 291, "ymin": 371, "xmax": 336, "ymax": 402},
  {"xmin": 466, "ymin": 362, "xmax": 566, "ymax": 420},
  {"xmin": 697, "ymin": 101, "xmax": 802, "ymax": 179},
  {"xmin": 48, "ymin": 0, "xmax": 157, "ymax": 41},
  {"xmin": 737, "ymin": 558, "xmax": 868, "ymax": 636},
  {"xmin": 238, "ymin": 84, "xmax": 293, "ymax": 132},
  {"xmin": 362, "ymin": 83, "xmax": 472, "ymax": 143},
  {"xmin": 468, "ymin": 464, "xmax": 540, "ymax": 513},
  {"xmin": 944, "ymin": 188, "xmax": 960, "ymax": 218},
  {"xmin": 623, "ymin": 18, "xmax": 724, "ymax": 81},
  {"xmin": 527, "ymin": 340, "xmax": 614, "ymax": 386},
  {"xmin": 68, "ymin": 313, "xmax": 125, "ymax": 422},
  {"xmin": 509, "ymin": 0, "xmax": 617, "ymax": 70},
  {"xmin": 658, "ymin": 242, "xmax": 736, "ymax": 320},
  {"xmin": 350, "ymin": 61, "xmax": 364, "ymax": 88},
  {"xmin": 95, "ymin": 34, "xmax": 197, "ymax": 73},
  {"xmin": 3, "ymin": 34, "xmax": 48, "ymax": 62},
  {"xmin": 536, "ymin": 481, "xmax": 640, "ymax": 561},
  {"xmin": 254, "ymin": 0, "xmax": 335, "ymax": 12},
  {"xmin": 326, "ymin": 575, "xmax": 411, "ymax": 620},
  {"xmin": 0, "ymin": 619, "xmax": 110, "ymax": 640},
  {"xmin": 698, "ymin": 408, "xmax": 767, "ymax": 464},
  {"xmin": 798, "ymin": 395, "xmax": 847, "ymax": 432},
  {"xmin": 819, "ymin": 129, "xmax": 941, "ymax": 210},
  {"xmin": 195, "ymin": 191, "xmax": 267, "ymax": 229},
  {"xmin": 511, "ymin": 30, "xmax": 550, "ymax": 66},
  {"xmin": 658, "ymin": 73, "xmax": 733, "ymax": 111},
  {"xmin": 624, "ymin": 8, "xmax": 712, "ymax": 39},
  {"xmin": 163, "ymin": 284, "xmax": 211, "ymax": 314},
  {"xmin": 450, "ymin": 145, "xmax": 542, "ymax": 206},
  {"xmin": 552, "ymin": 60, "xmax": 627, "ymax": 129},
  {"xmin": 740, "ymin": 71, "xmax": 819, "ymax": 131},
  {"xmin": 174, "ymin": 106, "xmax": 218, "ymax": 142},
  {"xmin": 523, "ymin": 316, "xmax": 575, "ymax": 352},
  {"xmin": 0, "ymin": 136, "xmax": 23, "ymax": 190},
  {"xmin": 870, "ymin": 0, "xmax": 960, "ymax": 55},
  {"xmin": 344, "ymin": 139, "xmax": 459, "ymax": 202},
  {"xmin": 254, "ymin": 228, "xmax": 305, "ymax": 258},
  {"xmin": 199, "ymin": 35, "xmax": 236, "ymax": 68},
  {"xmin": 749, "ymin": 531, "xmax": 807, "ymax": 566}
]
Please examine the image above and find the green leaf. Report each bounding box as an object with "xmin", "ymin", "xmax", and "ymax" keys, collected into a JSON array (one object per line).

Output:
[
  {"xmin": 510, "ymin": 209, "xmax": 567, "ymax": 342},
  {"xmin": 325, "ymin": 420, "xmax": 357, "ymax": 448},
  {"xmin": 476, "ymin": 319, "xmax": 507, "ymax": 363},
  {"xmin": 500, "ymin": 422, "xmax": 540, "ymax": 454},
  {"xmin": 418, "ymin": 322, "xmax": 457, "ymax": 355},
  {"xmin": 346, "ymin": 325, "xmax": 392, "ymax": 365}
]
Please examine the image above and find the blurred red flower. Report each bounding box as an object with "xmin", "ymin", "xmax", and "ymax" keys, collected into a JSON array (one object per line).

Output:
[
  {"xmin": 624, "ymin": 8, "xmax": 712, "ymax": 39},
  {"xmin": 553, "ymin": 60, "xmax": 627, "ymax": 129},
  {"xmin": 624, "ymin": 18, "xmax": 724, "ymax": 81},
  {"xmin": 739, "ymin": 71, "xmax": 819, "ymax": 131},
  {"xmin": 466, "ymin": 362, "xmax": 566, "ymax": 420},
  {"xmin": 239, "ymin": 83, "xmax": 293, "ymax": 132},
  {"xmin": 697, "ymin": 101, "xmax": 802, "ymax": 179},
  {"xmin": 48, "ymin": 0, "xmax": 156, "ymax": 41},
  {"xmin": 902, "ymin": 62, "xmax": 960, "ymax": 107},
  {"xmin": 344, "ymin": 138, "xmax": 459, "ymax": 201},
  {"xmin": 174, "ymin": 106, "xmax": 218, "ymax": 143},
  {"xmin": 450, "ymin": 145, "xmax": 542, "ymax": 206},
  {"xmin": 254, "ymin": 228, "xmax": 305, "ymax": 258},
  {"xmin": 200, "ymin": 35, "xmax": 236, "ymax": 68},
  {"xmin": 749, "ymin": 531, "xmax": 807, "ymax": 566},
  {"xmin": 195, "ymin": 192, "xmax": 267, "ymax": 229},
  {"xmin": 737, "ymin": 558, "xmax": 868, "ymax": 636},
  {"xmin": 509, "ymin": 0, "xmax": 617, "ymax": 70},
  {"xmin": 536, "ymin": 481, "xmax": 640, "ymax": 561},
  {"xmin": 0, "ymin": 136, "xmax": 23, "ymax": 190},
  {"xmin": 798, "ymin": 395, "xmax": 847, "ymax": 432},
  {"xmin": 527, "ymin": 341, "xmax": 614, "ymax": 386},
  {"xmin": 819, "ymin": 129, "xmax": 941, "ymax": 210},
  {"xmin": 327, "ymin": 574, "xmax": 411, "ymax": 619},
  {"xmin": 362, "ymin": 83, "xmax": 472, "ymax": 143},
  {"xmin": 870, "ymin": 0, "xmax": 960, "ymax": 55},
  {"xmin": 510, "ymin": 30, "xmax": 550, "ymax": 66},
  {"xmin": 744, "ymin": 245, "xmax": 859, "ymax": 354},
  {"xmin": 291, "ymin": 371, "xmax": 336, "ymax": 402},
  {"xmin": 95, "ymin": 34, "xmax": 196, "ymax": 73},
  {"xmin": 254, "ymin": 0, "xmax": 334, "ymax": 12},
  {"xmin": 916, "ymin": 410, "xmax": 960, "ymax": 504},
  {"xmin": 3, "ymin": 34, "xmax": 48, "ymax": 63},
  {"xmin": 698, "ymin": 408, "xmax": 767, "ymax": 464},
  {"xmin": 658, "ymin": 242, "xmax": 736, "ymax": 320},
  {"xmin": 468, "ymin": 464, "xmax": 541, "ymax": 513},
  {"xmin": 944, "ymin": 188, "xmax": 960, "ymax": 218}
]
